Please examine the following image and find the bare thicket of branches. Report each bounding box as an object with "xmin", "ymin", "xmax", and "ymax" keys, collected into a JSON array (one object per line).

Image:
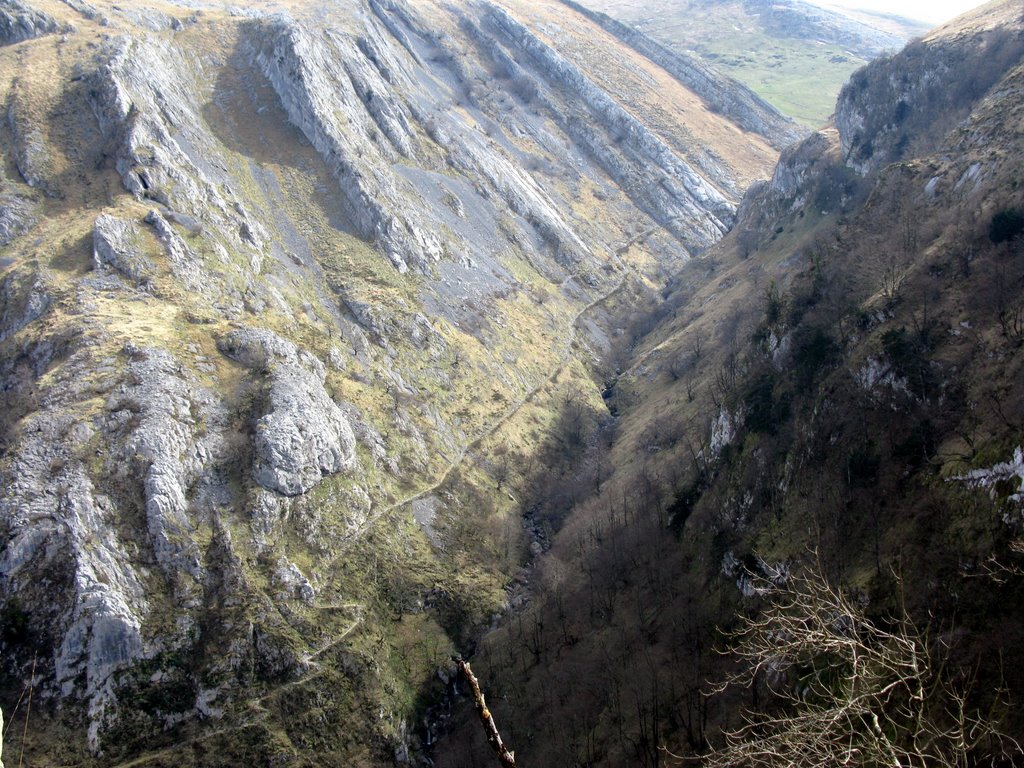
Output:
[
  {"xmin": 963, "ymin": 538, "xmax": 1024, "ymax": 584},
  {"xmin": 702, "ymin": 567, "xmax": 1021, "ymax": 768}
]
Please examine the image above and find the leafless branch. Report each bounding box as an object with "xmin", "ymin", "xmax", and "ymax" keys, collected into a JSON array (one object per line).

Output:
[
  {"xmin": 703, "ymin": 565, "xmax": 1021, "ymax": 767},
  {"xmin": 456, "ymin": 657, "xmax": 517, "ymax": 767}
]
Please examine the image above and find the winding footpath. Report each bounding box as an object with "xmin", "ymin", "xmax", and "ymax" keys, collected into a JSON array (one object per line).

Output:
[
  {"xmin": 105, "ymin": 249, "xmax": 636, "ymax": 768},
  {"xmin": 326, "ymin": 263, "xmax": 632, "ymax": 560}
]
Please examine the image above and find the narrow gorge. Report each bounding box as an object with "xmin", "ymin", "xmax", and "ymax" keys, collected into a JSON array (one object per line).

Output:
[{"xmin": 1, "ymin": 0, "xmax": 1022, "ymax": 766}]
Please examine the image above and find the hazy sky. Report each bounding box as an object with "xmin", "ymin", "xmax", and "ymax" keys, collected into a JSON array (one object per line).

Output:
[{"xmin": 816, "ymin": 0, "xmax": 988, "ymax": 24}]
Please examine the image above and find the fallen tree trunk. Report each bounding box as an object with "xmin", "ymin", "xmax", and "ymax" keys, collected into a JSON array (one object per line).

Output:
[{"xmin": 455, "ymin": 657, "xmax": 517, "ymax": 767}]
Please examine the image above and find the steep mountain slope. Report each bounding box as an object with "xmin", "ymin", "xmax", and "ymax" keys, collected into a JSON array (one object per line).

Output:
[
  {"xmin": 582, "ymin": 0, "xmax": 929, "ymax": 125},
  {"xmin": 433, "ymin": 2, "xmax": 1024, "ymax": 765},
  {"xmin": 0, "ymin": 0, "xmax": 795, "ymax": 764}
]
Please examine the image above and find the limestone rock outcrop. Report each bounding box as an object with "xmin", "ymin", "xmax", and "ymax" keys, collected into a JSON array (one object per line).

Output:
[
  {"xmin": 0, "ymin": 266, "xmax": 48, "ymax": 342},
  {"xmin": 0, "ymin": 186, "xmax": 38, "ymax": 246},
  {"xmin": 835, "ymin": 24, "xmax": 1024, "ymax": 174},
  {"xmin": 0, "ymin": 0, "xmax": 58, "ymax": 46},
  {"xmin": 88, "ymin": 36, "xmax": 267, "ymax": 258},
  {"xmin": 92, "ymin": 213, "xmax": 154, "ymax": 285},
  {"xmin": 477, "ymin": 2, "xmax": 736, "ymax": 251},
  {"xmin": 250, "ymin": 15, "xmax": 445, "ymax": 273},
  {"xmin": 218, "ymin": 328, "xmax": 357, "ymax": 496}
]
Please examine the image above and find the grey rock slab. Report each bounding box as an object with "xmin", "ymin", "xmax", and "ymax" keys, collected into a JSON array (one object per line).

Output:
[
  {"xmin": 110, "ymin": 346, "xmax": 223, "ymax": 581},
  {"xmin": 0, "ymin": 412, "xmax": 149, "ymax": 752},
  {"xmin": 92, "ymin": 213, "xmax": 155, "ymax": 284},
  {"xmin": 253, "ymin": 363, "xmax": 357, "ymax": 496},
  {"xmin": 142, "ymin": 208, "xmax": 203, "ymax": 290},
  {"xmin": 250, "ymin": 15, "xmax": 446, "ymax": 273},
  {"xmin": 0, "ymin": 0, "xmax": 59, "ymax": 46},
  {"xmin": 0, "ymin": 184, "xmax": 38, "ymax": 245},
  {"xmin": 0, "ymin": 267, "xmax": 49, "ymax": 342},
  {"xmin": 88, "ymin": 36, "xmax": 268, "ymax": 259},
  {"xmin": 219, "ymin": 328, "xmax": 358, "ymax": 496}
]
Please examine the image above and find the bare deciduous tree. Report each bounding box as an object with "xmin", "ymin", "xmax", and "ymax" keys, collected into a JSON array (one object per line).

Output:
[{"xmin": 697, "ymin": 566, "xmax": 1021, "ymax": 768}]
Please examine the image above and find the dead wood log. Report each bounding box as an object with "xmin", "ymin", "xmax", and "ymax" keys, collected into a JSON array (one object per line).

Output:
[{"xmin": 455, "ymin": 657, "xmax": 517, "ymax": 767}]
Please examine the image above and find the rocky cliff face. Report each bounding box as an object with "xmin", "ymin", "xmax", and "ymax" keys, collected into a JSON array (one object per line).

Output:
[
  {"xmin": 0, "ymin": 0, "xmax": 58, "ymax": 46},
  {"xmin": 835, "ymin": 12, "xmax": 1024, "ymax": 174},
  {"xmin": 0, "ymin": 0, "xmax": 784, "ymax": 763}
]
